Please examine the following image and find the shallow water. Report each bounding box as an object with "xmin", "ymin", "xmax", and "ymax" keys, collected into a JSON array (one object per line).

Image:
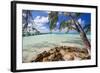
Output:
[{"xmin": 22, "ymin": 33, "xmax": 91, "ymax": 62}]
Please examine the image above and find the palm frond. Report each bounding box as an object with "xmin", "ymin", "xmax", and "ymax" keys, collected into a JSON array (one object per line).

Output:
[
  {"xmin": 49, "ymin": 12, "xmax": 58, "ymax": 30},
  {"xmin": 75, "ymin": 13, "xmax": 81, "ymax": 17},
  {"xmin": 83, "ymin": 24, "xmax": 91, "ymax": 33},
  {"xmin": 59, "ymin": 20, "xmax": 77, "ymax": 32},
  {"xmin": 63, "ymin": 12, "xmax": 82, "ymax": 18}
]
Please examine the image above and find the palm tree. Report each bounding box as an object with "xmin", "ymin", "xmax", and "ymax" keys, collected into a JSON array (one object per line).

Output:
[
  {"xmin": 48, "ymin": 12, "xmax": 91, "ymax": 54},
  {"xmin": 22, "ymin": 10, "xmax": 33, "ymax": 31},
  {"xmin": 22, "ymin": 10, "xmax": 40, "ymax": 36}
]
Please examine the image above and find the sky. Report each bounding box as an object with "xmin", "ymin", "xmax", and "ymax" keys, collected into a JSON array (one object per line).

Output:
[{"xmin": 22, "ymin": 10, "xmax": 91, "ymax": 33}]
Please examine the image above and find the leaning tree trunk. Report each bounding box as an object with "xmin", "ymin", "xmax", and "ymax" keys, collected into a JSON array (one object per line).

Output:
[
  {"xmin": 80, "ymin": 31, "xmax": 91, "ymax": 50},
  {"xmin": 79, "ymin": 31, "xmax": 91, "ymax": 56},
  {"xmin": 23, "ymin": 11, "xmax": 28, "ymax": 32},
  {"xmin": 75, "ymin": 21, "xmax": 91, "ymax": 55},
  {"xmin": 75, "ymin": 21, "xmax": 91, "ymax": 50},
  {"xmin": 70, "ymin": 16, "xmax": 91, "ymax": 53}
]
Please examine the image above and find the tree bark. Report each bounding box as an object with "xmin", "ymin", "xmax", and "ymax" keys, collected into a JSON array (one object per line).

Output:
[
  {"xmin": 75, "ymin": 22, "xmax": 91, "ymax": 51},
  {"xmin": 79, "ymin": 31, "xmax": 91, "ymax": 56},
  {"xmin": 70, "ymin": 16, "xmax": 91, "ymax": 52},
  {"xmin": 80, "ymin": 31, "xmax": 91, "ymax": 50}
]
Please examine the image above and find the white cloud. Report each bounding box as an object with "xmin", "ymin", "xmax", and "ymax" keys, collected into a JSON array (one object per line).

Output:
[
  {"xmin": 32, "ymin": 16, "xmax": 49, "ymax": 33},
  {"xmin": 27, "ymin": 23, "xmax": 32, "ymax": 27},
  {"xmin": 33, "ymin": 16, "xmax": 49, "ymax": 26},
  {"xmin": 38, "ymin": 26, "xmax": 49, "ymax": 33},
  {"xmin": 35, "ymin": 16, "xmax": 41, "ymax": 19},
  {"xmin": 39, "ymin": 26, "xmax": 47, "ymax": 30},
  {"xmin": 45, "ymin": 11, "xmax": 50, "ymax": 14},
  {"xmin": 22, "ymin": 13, "xmax": 26, "ymax": 17},
  {"xmin": 78, "ymin": 18, "xmax": 85, "ymax": 25},
  {"xmin": 56, "ymin": 22, "xmax": 59, "ymax": 26}
]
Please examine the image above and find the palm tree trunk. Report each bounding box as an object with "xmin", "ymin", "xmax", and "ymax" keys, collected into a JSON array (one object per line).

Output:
[
  {"xmin": 76, "ymin": 22, "xmax": 91, "ymax": 50},
  {"xmin": 70, "ymin": 16, "xmax": 91, "ymax": 51},
  {"xmin": 80, "ymin": 31, "xmax": 91, "ymax": 50},
  {"xmin": 79, "ymin": 31, "xmax": 91, "ymax": 55},
  {"xmin": 23, "ymin": 11, "xmax": 28, "ymax": 31}
]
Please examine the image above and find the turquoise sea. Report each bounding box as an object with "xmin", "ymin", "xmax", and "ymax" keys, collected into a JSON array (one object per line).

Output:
[{"xmin": 22, "ymin": 33, "xmax": 91, "ymax": 62}]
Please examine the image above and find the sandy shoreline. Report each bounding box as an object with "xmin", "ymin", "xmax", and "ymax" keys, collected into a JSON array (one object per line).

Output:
[{"xmin": 22, "ymin": 43, "xmax": 85, "ymax": 63}]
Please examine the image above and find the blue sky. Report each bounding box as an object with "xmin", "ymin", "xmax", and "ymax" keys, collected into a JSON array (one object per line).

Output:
[{"xmin": 24, "ymin": 10, "xmax": 91, "ymax": 33}]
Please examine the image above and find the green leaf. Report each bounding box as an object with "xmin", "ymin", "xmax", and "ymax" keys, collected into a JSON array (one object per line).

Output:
[
  {"xmin": 49, "ymin": 12, "xmax": 58, "ymax": 30},
  {"xmin": 63, "ymin": 12, "xmax": 82, "ymax": 18},
  {"xmin": 83, "ymin": 24, "xmax": 91, "ymax": 33},
  {"xmin": 59, "ymin": 20, "xmax": 77, "ymax": 32},
  {"xmin": 75, "ymin": 13, "xmax": 81, "ymax": 17}
]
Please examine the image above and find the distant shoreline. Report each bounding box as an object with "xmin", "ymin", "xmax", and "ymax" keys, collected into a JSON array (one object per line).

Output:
[{"xmin": 23, "ymin": 32, "xmax": 91, "ymax": 37}]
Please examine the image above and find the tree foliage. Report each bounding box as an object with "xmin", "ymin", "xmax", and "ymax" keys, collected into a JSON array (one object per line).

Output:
[
  {"xmin": 49, "ymin": 11, "xmax": 58, "ymax": 31},
  {"xmin": 48, "ymin": 12, "xmax": 90, "ymax": 33}
]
